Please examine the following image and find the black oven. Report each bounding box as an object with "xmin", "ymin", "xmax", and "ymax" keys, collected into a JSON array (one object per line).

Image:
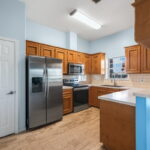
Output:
[
  {"xmin": 68, "ymin": 63, "xmax": 84, "ymax": 75},
  {"xmin": 73, "ymin": 86, "xmax": 89, "ymax": 112}
]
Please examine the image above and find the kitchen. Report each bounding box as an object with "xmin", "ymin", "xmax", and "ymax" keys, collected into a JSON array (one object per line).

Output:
[{"xmin": 0, "ymin": 0, "xmax": 150, "ymax": 150}]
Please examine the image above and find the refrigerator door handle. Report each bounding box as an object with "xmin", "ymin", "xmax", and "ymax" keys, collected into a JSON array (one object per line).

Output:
[{"xmin": 44, "ymin": 65, "xmax": 47, "ymax": 98}]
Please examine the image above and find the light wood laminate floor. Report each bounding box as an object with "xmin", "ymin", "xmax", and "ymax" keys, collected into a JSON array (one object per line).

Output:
[{"xmin": 0, "ymin": 107, "xmax": 103, "ymax": 150}]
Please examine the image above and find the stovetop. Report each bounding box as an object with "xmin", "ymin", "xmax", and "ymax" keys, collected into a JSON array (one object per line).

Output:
[{"xmin": 63, "ymin": 83, "xmax": 88, "ymax": 88}]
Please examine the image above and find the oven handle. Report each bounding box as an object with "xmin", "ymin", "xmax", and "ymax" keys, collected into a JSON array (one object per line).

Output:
[{"xmin": 74, "ymin": 87, "xmax": 89, "ymax": 91}]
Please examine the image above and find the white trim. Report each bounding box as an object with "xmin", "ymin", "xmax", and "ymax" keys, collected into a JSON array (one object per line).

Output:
[{"xmin": 0, "ymin": 36, "xmax": 19, "ymax": 134}]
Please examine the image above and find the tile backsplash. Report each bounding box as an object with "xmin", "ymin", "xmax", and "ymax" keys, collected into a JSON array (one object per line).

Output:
[
  {"xmin": 63, "ymin": 74, "xmax": 150, "ymax": 88},
  {"xmin": 63, "ymin": 75, "xmax": 91, "ymax": 84},
  {"xmin": 91, "ymin": 74, "xmax": 150, "ymax": 88}
]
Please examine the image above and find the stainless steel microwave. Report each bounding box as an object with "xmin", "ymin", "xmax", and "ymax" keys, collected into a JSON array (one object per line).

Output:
[{"xmin": 68, "ymin": 63, "xmax": 84, "ymax": 75}]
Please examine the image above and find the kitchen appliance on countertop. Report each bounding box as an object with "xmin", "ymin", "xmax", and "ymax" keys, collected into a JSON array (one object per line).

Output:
[
  {"xmin": 63, "ymin": 78, "xmax": 89, "ymax": 112},
  {"xmin": 26, "ymin": 56, "xmax": 63, "ymax": 129},
  {"xmin": 68, "ymin": 63, "xmax": 84, "ymax": 75}
]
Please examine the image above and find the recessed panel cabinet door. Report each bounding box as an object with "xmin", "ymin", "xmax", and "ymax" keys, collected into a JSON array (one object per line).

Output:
[
  {"xmin": 125, "ymin": 45, "xmax": 141, "ymax": 73},
  {"xmin": 84, "ymin": 54, "xmax": 92, "ymax": 74},
  {"xmin": 141, "ymin": 46, "xmax": 150, "ymax": 73},
  {"xmin": 26, "ymin": 41, "xmax": 40, "ymax": 56},
  {"xmin": 76, "ymin": 52, "xmax": 83, "ymax": 64},
  {"xmin": 92, "ymin": 55, "xmax": 100, "ymax": 74},
  {"xmin": 55, "ymin": 48, "xmax": 68, "ymax": 74},
  {"xmin": 67, "ymin": 51, "xmax": 76, "ymax": 63},
  {"xmin": 63, "ymin": 89, "xmax": 73, "ymax": 115},
  {"xmin": 40, "ymin": 44, "xmax": 55, "ymax": 58}
]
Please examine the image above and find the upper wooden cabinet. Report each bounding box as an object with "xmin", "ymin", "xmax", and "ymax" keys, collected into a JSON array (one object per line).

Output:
[
  {"xmin": 125, "ymin": 45, "xmax": 141, "ymax": 74},
  {"xmin": 67, "ymin": 50, "xmax": 76, "ymax": 63},
  {"xmin": 141, "ymin": 45, "xmax": 150, "ymax": 73},
  {"xmin": 26, "ymin": 41, "xmax": 106, "ymax": 75},
  {"xmin": 132, "ymin": 0, "xmax": 150, "ymax": 48},
  {"xmin": 26, "ymin": 41, "xmax": 40, "ymax": 56},
  {"xmin": 91, "ymin": 53, "xmax": 105, "ymax": 74},
  {"xmin": 84, "ymin": 54, "xmax": 92, "ymax": 74},
  {"xmin": 40, "ymin": 44, "xmax": 55, "ymax": 57},
  {"xmin": 55, "ymin": 48, "xmax": 68, "ymax": 74},
  {"xmin": 76, "ymin": 52, "xmax": 84, "ymax": 64}
]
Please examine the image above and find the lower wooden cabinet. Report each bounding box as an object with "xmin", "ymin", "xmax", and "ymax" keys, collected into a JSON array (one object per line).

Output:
[
  {"xmin": 63, "ymin": 89, "xmax": 73, "ymax": 115},
  {"xmin": 89, "ymin": 87, "xmax": 122, "ymax": 108}
]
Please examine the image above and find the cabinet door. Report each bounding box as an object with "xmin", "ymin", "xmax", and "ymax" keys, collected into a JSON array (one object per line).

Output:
[
  {"xmin": 92, "ymin": 55, "xmax": 99, "ymax": 74},
  {"xmin": 133, "ymin": 0, "xmax": 150, "ymax": 48},
  {"xmin": 125, "ymin": 45, "xmax": 141, "ymax": 73},
  {"xmin": 63, "ymin": 89, "xmax": 73, "ymax": 115},
  {"xmin": 55, "ymin": 48, "xmax": 68, "ymax": 74},
  {"xmin": 91, "ymin": 53, "xmax": 105, "ymax": 74},
  {"xmin": 67, "ymin": 51, "xmax": 76, "ymax": 63},
  {"xmin": 26, "ymin": 41, "xmax": 40, "ymax": 56},
  {"xmin": 40, "ymin": 44, "xmax": 55, "ymax": 57},
  {"xmin": 89, "ymin": 87, "xmax": 99, "ymax": 107},
  {"xmin": 76, "ymin": 52, "xmax": 84, "ymax": 64},
  {"xmin": 84, "ymin": 54, "xmax": 92, "ymax": 74},
  {"xmin": 141, "ymin": 45, "xmax": 150, "ymax": 73}
]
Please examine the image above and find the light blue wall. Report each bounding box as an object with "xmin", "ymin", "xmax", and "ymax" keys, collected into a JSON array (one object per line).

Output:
[
  {"xmin": 77, "ymin": 36, "xmax": 90, "ymax": 53},
  {"xmin": 90, "ymin": 28, "xmax": 137, "ymax": 58},
  {"xmin": 0, "ymin": 0, "xmax": 26, "ymax": 132},
  {"xmin": 26, "ymin": 20, "xmax": 90, "ymax": 53},
  {"xmin": 26, "ymin": 19, "xmax": 67, "ymax": 48},
  {"xmin": 66, "ymin": 32, "xmax": 77, "ymax": 50}
]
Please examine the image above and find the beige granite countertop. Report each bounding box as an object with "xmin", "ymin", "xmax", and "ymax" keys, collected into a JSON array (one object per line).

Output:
[
  {"xmin": 63, "ymin": 86, "xmax": 73, "ymax": 90},
  {"xmin": 98, "ymin": 86, "xmax": 150, "ymax": 106}
]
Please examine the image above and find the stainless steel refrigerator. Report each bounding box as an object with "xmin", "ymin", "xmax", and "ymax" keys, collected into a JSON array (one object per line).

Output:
[{"xmin": 26, "ymin": 56, "xmax": 63, "ymax": 129}]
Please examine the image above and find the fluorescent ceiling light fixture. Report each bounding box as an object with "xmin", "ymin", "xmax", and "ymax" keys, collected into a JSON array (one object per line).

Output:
[{"xmin": 70, "ymin": 9, "xmax": 102, "ymax": 30}]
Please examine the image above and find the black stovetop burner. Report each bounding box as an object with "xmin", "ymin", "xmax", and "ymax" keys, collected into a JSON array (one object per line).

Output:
[{"xmin": 64, "ymin": 83, "xmax": 88, "ymax": 88}]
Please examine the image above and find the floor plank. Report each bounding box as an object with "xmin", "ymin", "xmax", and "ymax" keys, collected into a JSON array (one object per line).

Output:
[{"xmin": 0, "ymin": 107, "xmax": 104, "ymax": 150}]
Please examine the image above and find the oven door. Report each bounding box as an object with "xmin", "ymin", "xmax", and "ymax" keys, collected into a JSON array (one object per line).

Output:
[
  {"xmin": 69, "ymin": 63, "xmax": 84, "ymax": 75},
  {"xmin": 73, "ymin": 87, "xmax": 89, "ymax": 112}
]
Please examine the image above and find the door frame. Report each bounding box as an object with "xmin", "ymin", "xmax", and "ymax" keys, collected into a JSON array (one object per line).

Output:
[{"xmin": 0, "ymin": 37, "xmax": 19, "ymax": 134}]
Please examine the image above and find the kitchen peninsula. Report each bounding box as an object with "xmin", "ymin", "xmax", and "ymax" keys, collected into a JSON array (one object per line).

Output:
[{"xmin": 98, "ymin": 88, "xmax": 150, "ymax": 150}]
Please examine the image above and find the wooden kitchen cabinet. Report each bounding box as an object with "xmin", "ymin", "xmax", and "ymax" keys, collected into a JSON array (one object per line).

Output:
[
  {"xmin": 132, "ymin": 0, "xmax": 150, "ymax": 48},
  {"xmin": 26, "ymin": 41, "xmax": 40, "ymax": 56},
  {"xmin": 89, "ymin": 87, "xmax": 99, "ymax": 107},
  {"xmin": 100, "ymin": 100, "xmax": 135, "ymax": 150},
  {"xmin": 76, "ymin": 52, "xmax": 84, "ymax": 64},
  {"xmin": 125, "ymin": 45, "xmax": 141, "ymax": 74},
  {"xmin": 89, "ymin": 87, "xmax": 122, "ymax": 108},
  {"xmin": 141, "ymin": 45, "xmax": 150, "ymax": 73},
  {"xmin": 84, "ymin": 54, "xmax": 92, "ymax": 74},
  {"xmin": 55, "ymin": 48, "xmax": 68, "ymax": 74},
  {"xmin": 63, "ymin": 89, "xmax": 73, "ymax": 115},
  {"xmin": 91, "ymin": 53, "xmax": 105, "ymax": 74},
  {"xmin": 40, "ymin": 44, "xmax": 55, "ymax": 57},
  {"xmin": 67, "ymin": 50, "xmax": 76, "ymax": 63}
]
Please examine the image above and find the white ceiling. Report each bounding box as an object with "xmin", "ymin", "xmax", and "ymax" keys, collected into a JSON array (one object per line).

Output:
[{"xmin": 22, "ymin": 0, "xmax": 135, "ymax": 41}]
